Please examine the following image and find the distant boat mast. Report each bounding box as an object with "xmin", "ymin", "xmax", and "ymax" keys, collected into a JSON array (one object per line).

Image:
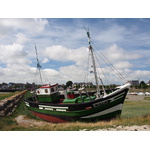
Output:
[{"xmin": 35, "ymin": 45, "xmax": 43, "ymax": 85}]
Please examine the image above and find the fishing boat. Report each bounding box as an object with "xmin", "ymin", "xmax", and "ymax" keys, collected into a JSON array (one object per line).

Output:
[{"xmin": 25, "ymin": 29, "xmax": 130, "ymax": 123}]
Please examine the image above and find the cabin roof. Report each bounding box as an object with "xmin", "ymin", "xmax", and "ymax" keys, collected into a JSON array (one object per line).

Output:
[{"xmin": 40, "ymin": 83, "xmax": 58, "ymax": 89}]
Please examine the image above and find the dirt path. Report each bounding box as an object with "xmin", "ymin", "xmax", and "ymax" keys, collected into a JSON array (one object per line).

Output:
[{"xmin": 15, "ymin": 115, "xmax": 50, "ymax": 127}]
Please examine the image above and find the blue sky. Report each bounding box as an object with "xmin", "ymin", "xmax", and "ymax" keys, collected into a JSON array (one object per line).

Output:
[{"xmin": 0, "ymin": 18, "xmax": 150, "ymax": 85}]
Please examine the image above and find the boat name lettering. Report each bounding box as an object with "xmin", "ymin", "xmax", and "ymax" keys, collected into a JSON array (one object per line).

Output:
[
  {"xmin": 56, "ymin": 109, "xmax": 66, "ymax": 112},
  {"xmin": 39, "ymin": 106, "xmax": 53, "ymax": 110},
  {"xmin": 39, "ymin": 107, "xmax": 44, "ymax": 110},
  {"xmin": 39, "ymin": 106, "xmax": 67, "ymax": 111},
  {"xmin": 39, "ymin": 105, "xmax": 68, "ymax": 109},
  {"xmin": 45, "ymin": 108, "xmax": 53, "ymax": 110},
  {"xmin": 93, "ymin": 100, "xmax": 110, "ymax": 107}
]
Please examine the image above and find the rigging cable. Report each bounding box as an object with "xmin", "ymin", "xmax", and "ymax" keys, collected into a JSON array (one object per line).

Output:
[
  {"xmin": 91, "ymin": 42, "xmax": 126, "ymax": 83},
  {"xmin": 93, "ymin": 50, "xmax": 113, "ymax": 92},
  {"xmin": 84, "ymin": 50, "xmax": 91, "ymax": 83},
  {"xmin": 93, "ymin": 49, "xmax": 110, "ymax": 85}
]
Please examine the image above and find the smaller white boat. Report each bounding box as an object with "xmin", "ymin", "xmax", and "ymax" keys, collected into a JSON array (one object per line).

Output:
[
  {"xmin": 145, "ymin": 92, "xmax": 150, "ymax": 96},
  {"xmin": 137, "ymin": 92, "xmax": 145, "ymax": 96}
]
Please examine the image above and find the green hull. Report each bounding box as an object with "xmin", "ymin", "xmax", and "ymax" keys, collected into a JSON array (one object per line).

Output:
[{"xmin": 38, "ymin": 93, "xmax": 59, "ymax": 103}]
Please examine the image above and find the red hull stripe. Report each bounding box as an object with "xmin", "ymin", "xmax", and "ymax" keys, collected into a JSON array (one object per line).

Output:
[{"xmin": 32, "ymin": 111, "xmax": 68, "ymax": 123}]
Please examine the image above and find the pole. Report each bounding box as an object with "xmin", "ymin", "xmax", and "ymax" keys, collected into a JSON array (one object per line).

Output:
[
  {"xmin": 85, "ymin": 28, "xmax": 101, "ymax": 98},
  {"xmin": 35, "ymin": 45, "xmax": 43, "ymax": 85}
]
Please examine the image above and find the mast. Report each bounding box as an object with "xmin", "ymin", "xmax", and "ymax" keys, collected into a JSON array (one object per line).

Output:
[
  {"xmin": 35, "ymin": 45, "xmax": 43, "ymax": 85},
  {"xmin": 85, "ymin": 28, "xmax": 101, "ymax": 98}
]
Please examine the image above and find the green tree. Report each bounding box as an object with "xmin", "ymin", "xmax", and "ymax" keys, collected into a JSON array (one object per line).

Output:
[
  {"xmin": 140, "ymin": 81, "xmax": 147, "ymax": 89},
  {"xmin": 66, "ymin": 81, "xmax": 73, "ymax": 87}
]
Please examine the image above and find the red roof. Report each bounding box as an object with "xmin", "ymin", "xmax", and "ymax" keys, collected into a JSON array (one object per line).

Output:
[{"xmin": 40, "ymin": 83, "xmax": 58, "ymax": 89}]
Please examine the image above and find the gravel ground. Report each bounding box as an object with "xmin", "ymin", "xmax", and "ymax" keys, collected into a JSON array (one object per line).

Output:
[{"xmin": 95, "ymin": 125, "xmax": 150, "ymax": 131}]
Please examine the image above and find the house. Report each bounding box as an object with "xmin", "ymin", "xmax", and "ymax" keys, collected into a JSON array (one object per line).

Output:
[
  {"xmin": 1, "ymin": 82, "xmax": 9, "ymax": 89},
  {"xmin": 14, "ymin": 83, "xmax": 25, "ymax": 89},
  {"xmin": 0, "ymin": 84, "xmax": 2, "ymax": 89},
  {"xmin": 73, "ymin": 82, "xmax": 93, "ymax": 88},
  {"xmin": 147, "ymin": 80, "xmax": 150, "ymax": 86},
  {"xmin": 127, "ymin": 80, "xmax": 139, "ymax": 86}
]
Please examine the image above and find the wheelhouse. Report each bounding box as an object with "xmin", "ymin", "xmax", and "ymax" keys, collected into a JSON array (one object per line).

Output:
[{"xmin": 36, "ymin": 84, "xmax": 59, "ymax": 102}]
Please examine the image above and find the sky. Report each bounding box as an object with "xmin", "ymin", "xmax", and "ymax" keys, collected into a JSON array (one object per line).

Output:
[{"xmin": 0, "ymin": 18, "xmax": 150, "ymax": 85}]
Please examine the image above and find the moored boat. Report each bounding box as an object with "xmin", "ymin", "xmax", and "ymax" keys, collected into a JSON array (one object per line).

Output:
[{"xmin": 24, "ymin": 28, "xmax": 130, "ymax": 123}]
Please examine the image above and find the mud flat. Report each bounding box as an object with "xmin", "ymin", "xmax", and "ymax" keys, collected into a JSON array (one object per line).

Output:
[{"xmin": 126, "ymin": 95, "xmax": 150, "ymax": 102}]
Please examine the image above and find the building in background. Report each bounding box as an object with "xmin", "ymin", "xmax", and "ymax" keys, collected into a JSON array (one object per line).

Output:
[
  {"xmin": 127, "ymin": 80, "xmax": 139, "ymax": 86},
  {"xmin": 147, "ymin": 80, "xmax": 150, "ymax": 86}
]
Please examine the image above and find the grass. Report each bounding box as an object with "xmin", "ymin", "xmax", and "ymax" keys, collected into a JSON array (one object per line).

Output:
[
  {"xmin": 0, "ymin": 91, "xmax": 150, "ymax": 131},
  {"xmin": 0, "ymin": 92, "xmax": 20, "ymax": 100},
  {"xmin": 144, "ymin": 97, "xmax": 150, "ymax": 101},
  {"xmin": 122, "ymin": 101, "xmax": 150, "ymax": 118}
]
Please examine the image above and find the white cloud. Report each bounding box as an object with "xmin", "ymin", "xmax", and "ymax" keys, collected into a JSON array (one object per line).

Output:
[
  {"xmin": 114, "ymin": 61, "xmax": 133, "ymax": 69},
  {"xmin": 31, "ymin": 65, "xmax": 86, "ymax": 84},
  {"xmin": 0, "ymin": 43, "xmax": 30, "ymax": 65},
  {"xmin": 0, "ymin": 64, "xmax": 37, "ymax": 83},
  {"xmin": 43, "ymin": 68, "xmax": 59, "ymax": 77},
  {"xmin": 126, "ymin": 70, "xmax": 150, "ymax": 82},
  {"xmin": 36, "ymin": 68, "xmax": 60, "ymax": 84},
  {"xmin": 42, "ymin": 58, "xmax": 49, "ymax": 64},
  {"xmin": 0, "ymin": 18, "xmax": 48, "ymax": 34},
  {"xmin": 43, "ymin": 45, "xmax": 88, "ymax": 67},
  {"xmin": 44, "ymin": 45, "xmax": 68, "ymax": 61},
  {"xmin": 16, "ymin": 33, "xmax": 28, "ymax": 44},
  {"xmin": 59, "ymin": 65, "xmax": 86, "ymax": 83},
  {"xmin": 103, "ymin": 44, "xmax": 141, "ymax": 62}
]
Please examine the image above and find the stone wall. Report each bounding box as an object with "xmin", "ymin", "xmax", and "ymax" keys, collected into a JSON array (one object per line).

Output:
[{"xmin": 0, "ymin": 90, "xmax": 27, "ymax": 117}]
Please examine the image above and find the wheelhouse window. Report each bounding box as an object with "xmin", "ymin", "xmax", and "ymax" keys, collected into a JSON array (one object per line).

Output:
[
  {"xmin": 51, "ymin": 88, "xmax": 55, "ymax": 93},
  {"xmin": 45, "ymin": 89, "xmax": 48, "ymax": 93},
  {"xmin": 56, "ymin": 86, "xmax": 58, "ymax": 91}
]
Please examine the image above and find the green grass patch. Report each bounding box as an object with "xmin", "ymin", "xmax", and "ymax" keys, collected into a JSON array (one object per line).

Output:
[
  {"xmin": 24, "ymin": 91, "xmax": 33, "ymax": 99},
  {"xmin": 122, "ymin": 101, "xmax": 150, "ymax": 118},
  {"xmin": 144, "ymin": 97, "xmax": 150, "ymax": 101},
  {"xmin": 0, "ymin": 92, "xmax": 20, "ymax": 100}
]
